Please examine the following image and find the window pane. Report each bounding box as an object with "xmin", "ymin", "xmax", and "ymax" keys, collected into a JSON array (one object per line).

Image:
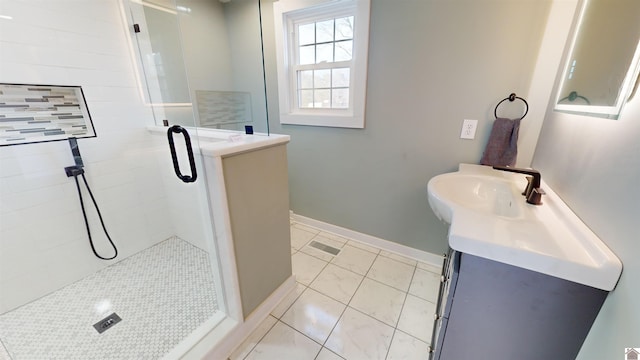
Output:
[
  {"xmin": 332, "ymin": 68, "xmax": 350, "ymax": 87},
  {"xmin": 299, "ymin": 45, "xmax": 315, "ymax": 65},
  {"xmin": 314, "ymin": 69, "xmax": 331, "ymax": 88},
  {"xmin": 298, "ymin": 23, "xmax": 315, "ymax": 45},
  {"xmin": 332, "ymin": 88, "xmax": 349, "ymax": 108},
  {"xmin": 316, "ymin": 43, "xmax": 333, "ymax": 63},
  {"xmin": 316, "ymin": 19, "xmax": 334, "ymax": 43},
  {"xmin": 298, "ymin": 70, "xmax": 313, "ymax": 89},
  {"xmin": 335, "ymin": 16, "xmax": 354, "ymax": 40},
  {"xmin": 335, "ymin": 40, "xmax": 353, "ymax": 61},
  {"xmin": 315, "ymin": 89, "xmax": 331, "ymax": 108},
  {"xmin": 299, "ymin": 89, "xmax": 314, "ymax": 108}
]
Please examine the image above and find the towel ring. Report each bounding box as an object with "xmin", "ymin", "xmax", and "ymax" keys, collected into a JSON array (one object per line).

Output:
[
  {"xmin": 558, "ymin": 91, "xmax": 591, "ymax": 105},
  {"xmin": 494, "ymin": 93, "xmax": 529, "ymax": 120}
]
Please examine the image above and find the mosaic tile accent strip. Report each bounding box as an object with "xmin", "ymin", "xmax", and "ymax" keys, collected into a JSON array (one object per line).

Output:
[
  {"xmin": 0, "ymin": 237, "xmax": 219, "ymax": 360},
  {"xmin": 195, "ymin": 90, "xmax": 252, "ymax": 128},
  {"xmin": 0, "ymin": 83, "xmax": 96, "ymax": 146}
]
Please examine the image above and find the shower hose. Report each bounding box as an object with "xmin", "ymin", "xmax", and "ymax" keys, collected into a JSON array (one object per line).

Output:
[{"xmin": 71, "ymin": 171, "xmax": 118, "ymax": 260}]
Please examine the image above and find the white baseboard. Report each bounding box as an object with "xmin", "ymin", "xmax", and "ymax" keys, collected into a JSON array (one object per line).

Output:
[
  {"xmin": 290, "ymin": 212, "xmax": 444, "ymax": 267},
  {"xmin": 182, "ymin": 275, "xmax": 297, "ymax": 360}
]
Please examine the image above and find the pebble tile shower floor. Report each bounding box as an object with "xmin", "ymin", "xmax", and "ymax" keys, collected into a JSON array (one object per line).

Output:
[{"xmin": 0, "ymin": 237, "xmax": 219, "ymax": 360}]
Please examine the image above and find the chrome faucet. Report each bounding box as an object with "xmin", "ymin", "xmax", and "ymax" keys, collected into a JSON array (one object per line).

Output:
[{"xmin": 492, "ymin": 166, "xmax": 545, "ymax": 205}]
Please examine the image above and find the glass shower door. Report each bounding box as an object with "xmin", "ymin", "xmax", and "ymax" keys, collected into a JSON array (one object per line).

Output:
[
  {"xmin": 127, "ymin": 0, "xmax": 195, "ymax": 127},
  {"xmin": 118, "ymin": 0, "xmax": 273, "ymax": 353},
  {"xmin": 127, "ymin": 0, "xmax": 270, "ymax": 133},
  {"xmin": 124, "ymin": 1, "xmax": 231, "ymax": 355}
]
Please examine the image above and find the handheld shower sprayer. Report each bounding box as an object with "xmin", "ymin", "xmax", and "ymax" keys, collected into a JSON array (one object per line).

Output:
[
  {"xmin": 69, "ymin": 137, "xmax": 83, "ymax": 168},
  {"xmin": 65, "ymin": 138, "xmax": 118, "ymax": 260},
  {"xmin": 65, "ymin": 137, "xmax": 85, "ymax": 177}
]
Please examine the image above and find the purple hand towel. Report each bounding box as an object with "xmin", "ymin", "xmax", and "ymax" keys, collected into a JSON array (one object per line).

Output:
[{"xmin": 479, "ymin": 117, "xmax": 521, "ymax": 167}]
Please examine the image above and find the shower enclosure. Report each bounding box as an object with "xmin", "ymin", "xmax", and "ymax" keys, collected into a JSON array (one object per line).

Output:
[
  {"xmin": 126, "ymin": 0, "xmax": 270, "ymax": 133},
  {"xmin": 0, "ymin": 0, "xmax": 271, "ymax": 358}
]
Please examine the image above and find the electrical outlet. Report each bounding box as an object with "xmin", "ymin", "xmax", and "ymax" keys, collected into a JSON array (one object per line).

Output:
[{"xmin": 460, "ymin": 119, "xmax": 478, "ymax": 139}]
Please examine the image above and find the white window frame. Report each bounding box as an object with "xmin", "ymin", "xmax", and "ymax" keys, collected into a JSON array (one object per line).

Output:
[{"xmin": 273, "ymin": 0, "xmax": 370, "ymax": 128}]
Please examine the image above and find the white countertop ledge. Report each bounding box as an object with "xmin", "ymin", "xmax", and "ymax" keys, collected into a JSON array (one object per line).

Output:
[
  {"xmin": 147, "ymin": 126, "xmax": 290, "ymax": 157},
  {"xmin": 427, "ymin": 164, "xmax": 622, "ymax": 291}
]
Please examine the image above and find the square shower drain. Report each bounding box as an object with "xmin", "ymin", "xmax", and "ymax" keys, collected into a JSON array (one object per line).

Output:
[{"xmin": 93, "ymin": 313, "xmax": 122, "ymax": 334}]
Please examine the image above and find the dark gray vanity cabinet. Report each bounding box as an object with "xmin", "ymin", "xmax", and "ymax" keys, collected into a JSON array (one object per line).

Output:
[{"xmin": 429, "ymin": 249, "xmax": 609, "ymax": 360}]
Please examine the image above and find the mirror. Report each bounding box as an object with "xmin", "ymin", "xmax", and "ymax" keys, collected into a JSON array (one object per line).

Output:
[
  {"xmin": 124, "ymin": 0, "xmax": 269, "ymax": 132},
  {"xmin": 554, "ymin": 0, "xmax": 640, "ymax": 119}
]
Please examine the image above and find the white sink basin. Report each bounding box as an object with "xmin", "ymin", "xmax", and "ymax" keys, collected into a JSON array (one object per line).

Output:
[
  {"xmin": 428, "ymin": 172, "xmax": 522, "ymax": 222},
  {"xmin": 427, "ymin": 164, "xmax": 622, "ymax": 291}
]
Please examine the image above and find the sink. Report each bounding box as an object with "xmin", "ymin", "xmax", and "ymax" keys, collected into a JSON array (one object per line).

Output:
[
  {"xmin": 427, "ymin": 164, "xmax": 622, "ymax": 291},
  {"xmin": 428, "ymin": 172, "xmax": 522, "ymax": 222}
]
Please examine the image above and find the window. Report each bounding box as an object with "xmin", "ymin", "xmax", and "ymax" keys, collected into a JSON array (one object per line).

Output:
[
  {"xmin": 295, "ymin": 16, "xmax": 353, "ymax": 110},
  {"xmin": 273, "ymin": 0, "xmax": 370, "ymax": 128}
]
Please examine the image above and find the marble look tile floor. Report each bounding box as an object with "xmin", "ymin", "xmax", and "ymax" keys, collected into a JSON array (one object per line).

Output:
[{"xmin": 230, "ymin": 222, "xmax": 442, "ymax": 360}]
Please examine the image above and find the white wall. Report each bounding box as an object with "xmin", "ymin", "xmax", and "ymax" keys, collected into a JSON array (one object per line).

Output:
[
  {"xmin": 532, "ymin": 0, "xmax": 640, "ymax": 355},
  {"xmin": 263, "ymin": 0, "xmax": 552, "ymax": 254},
  {"xmin": 0, "ymin": 0, "xmax": 208, "ymax": 314},
  {"xmin": 517, "ymin": 0, "xmax": 579, "ymax": 167}
]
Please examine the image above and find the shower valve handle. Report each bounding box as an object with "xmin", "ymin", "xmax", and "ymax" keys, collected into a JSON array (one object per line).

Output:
[{"xmin": 65, "ymin": 165, "xmax": 85, "ymax": 178}]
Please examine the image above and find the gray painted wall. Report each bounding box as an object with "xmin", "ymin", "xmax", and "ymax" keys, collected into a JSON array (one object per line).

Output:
[
  {"xmin": 262, "ymin": 0, "xmax": 551, "ymax": 254},
  {"xmin": 533, "ymin": 58, "xmax": 640, "ymax": 360}
]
